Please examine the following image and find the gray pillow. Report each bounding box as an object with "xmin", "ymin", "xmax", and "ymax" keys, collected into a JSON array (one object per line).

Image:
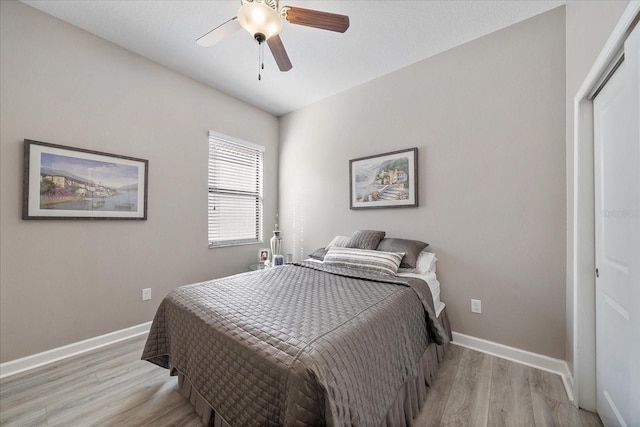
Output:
[
  {"xmin": 345, "ymin": 230, "xmax": 386, "ymax": 250},
  {"xmin": 308, "ymin": 247, "xmax": 328, "ymax": 261},
  {"xmin": 376, "ymin": 238, "xmax": 428, "ymax": 269}
]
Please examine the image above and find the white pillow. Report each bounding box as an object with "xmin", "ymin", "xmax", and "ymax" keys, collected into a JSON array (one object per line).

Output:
[
  {"xmin": 416, "ymin": 251, "xmax": 437, "ymax": 273},
  {"xmin": 326, "ymin": 235, "xmax": 350, "ymax": 248},
  {"xmin": 323, "ymin": 247, "xmax": 404, "ymax": 276}
]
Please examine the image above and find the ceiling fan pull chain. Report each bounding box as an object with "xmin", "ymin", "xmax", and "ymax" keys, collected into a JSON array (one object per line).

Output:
[{"xmin": 258, "ymin": 39, "xmax": 264, "ymax": 81}]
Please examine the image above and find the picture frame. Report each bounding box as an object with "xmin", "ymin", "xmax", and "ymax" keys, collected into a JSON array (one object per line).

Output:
[
  {"xmin": 272, "ymin": 254, "xmax": 284, "ymax": 266},
  {"xmin": 258, "ymin": 248, "xmax": 271, "ymax": 263},
  {"xmin": 23, "ymin": 139, "xmax": 148, "ymax": 220},
  {"xmin": 349, "ymin": 147, "xmax": 418, "ymax": 209}
]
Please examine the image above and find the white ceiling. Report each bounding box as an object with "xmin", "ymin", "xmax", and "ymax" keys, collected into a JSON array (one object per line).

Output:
[{"xmin": 22, "ymin": 0, "xmax": 565, "ymax": 116}]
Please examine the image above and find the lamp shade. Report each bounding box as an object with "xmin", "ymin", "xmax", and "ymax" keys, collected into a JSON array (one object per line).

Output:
[{"xmin": 237, "ymin": 1, "xmax": 282, "ymax": 41}]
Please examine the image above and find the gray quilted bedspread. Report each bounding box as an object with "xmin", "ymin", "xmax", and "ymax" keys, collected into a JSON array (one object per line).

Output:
[{"xmin": 142, "ymin": 261, "xmax": 449, "ymax": 426}]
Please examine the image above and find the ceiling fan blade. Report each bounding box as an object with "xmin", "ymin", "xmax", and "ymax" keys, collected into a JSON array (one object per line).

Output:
[
  {"xmin": 284, "ymin": 7, "xmax": 350, "ymax": 33},
  {"xmin": 267, "ymin": 35, "xmax": 292, "ymax": 72},
  {"xmin": 196, "ymin": 17, "xmax": 241, "ymax": 47}
]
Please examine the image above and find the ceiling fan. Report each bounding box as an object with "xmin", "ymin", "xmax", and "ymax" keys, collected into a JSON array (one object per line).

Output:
[{"xmin": 196, "ymin": 0, "xmax": 350, "ymax": 76}]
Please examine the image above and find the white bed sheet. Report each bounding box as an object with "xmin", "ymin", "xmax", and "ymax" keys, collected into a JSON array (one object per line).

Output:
[{"xmin": 395, "ymin": 271, "xmax": 441, "ymax": 309}]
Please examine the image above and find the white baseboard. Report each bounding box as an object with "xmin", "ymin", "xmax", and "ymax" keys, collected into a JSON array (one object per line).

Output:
[
  {"xmin": 0, "ymin": 323, "xmax": 575, "ymax": 403},
  {"xmin": 452, "ymin": 331, "xmax": 574, "ymax": 403},
  {"xmin": 562, "ymin": 371, "xmax": 576, "ymax": 407},
  {"xmin": 0, "ymin": 322, "xmax": 152, "ymax": 379}
]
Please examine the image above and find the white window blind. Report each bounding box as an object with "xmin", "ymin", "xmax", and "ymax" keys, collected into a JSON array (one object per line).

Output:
[{"xmin": 208, "ymin": 131, "xmax": 264, "ymax": 247}]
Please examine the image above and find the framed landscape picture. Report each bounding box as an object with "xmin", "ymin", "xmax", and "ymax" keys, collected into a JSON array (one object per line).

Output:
[
  {"xmin": 349, "ymin": 147, "xmax": 418, "ymax": 210},
  {"xmin": 23, "ymin": 139, "xmax": 148, "ymax": 220}
]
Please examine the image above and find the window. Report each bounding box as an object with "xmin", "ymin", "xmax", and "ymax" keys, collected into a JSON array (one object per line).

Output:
[{"xmin": 208, "ymin": 131, "xmax": 264, "ymax": 247}]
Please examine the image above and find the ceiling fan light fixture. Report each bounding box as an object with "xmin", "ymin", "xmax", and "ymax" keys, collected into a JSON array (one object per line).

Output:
[
  {"xmin": 197, "ymin": 0, "xmax": 349, "ymax": 75},
  {"xmin": 237, "ymin": 1, "xmax": 282, "ymax": 42}
]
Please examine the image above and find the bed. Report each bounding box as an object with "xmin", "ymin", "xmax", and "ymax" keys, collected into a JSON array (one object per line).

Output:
[{"xmin": 142, "ymin": 238, "xmax": 451, "ymax": 426}]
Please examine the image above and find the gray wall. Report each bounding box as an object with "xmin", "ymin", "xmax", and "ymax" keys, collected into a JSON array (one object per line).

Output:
[
  {"xmin": 279, "ymin": 8, "xmax": 567, "ymax": 358},
  {"xmin": 2, "ymin": 0, "xmax": 629, "ymax": 366},
  {"xmin": 0, "ymin": 1, "xmax": 279, "ymax": 362},
  {"xmin": 563, "ymin": 0, "xmax": 630, "ymax": 375}
]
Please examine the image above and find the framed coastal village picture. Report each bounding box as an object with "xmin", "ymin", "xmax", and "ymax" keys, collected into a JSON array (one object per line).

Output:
[
  {"xmin": 23, "ymin": 139, "xmax": 148, "ymax": 220},
  {"xmin": 349, "ymin": 147, "xmax": 418, "ymax": 210}
]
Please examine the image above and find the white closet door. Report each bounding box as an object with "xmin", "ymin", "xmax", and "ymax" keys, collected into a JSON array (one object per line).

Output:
[{"xmin": 593, "ymin": 23, "xmax": 640, "ymax": 427}]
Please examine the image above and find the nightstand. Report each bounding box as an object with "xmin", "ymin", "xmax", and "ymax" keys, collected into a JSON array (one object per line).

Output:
[{"xmin": 249, "ymin": 263, "xmax": 269, "ymax": 271}]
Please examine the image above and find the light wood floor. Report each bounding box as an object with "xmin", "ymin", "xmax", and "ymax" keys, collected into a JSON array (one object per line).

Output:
[
  {"xmin": 413, "ymin": 344, "xmax": 602, "ymax": 427},
  {"xmin": 0, "ymin": 335, "xmax": 602, "ymax": 426}
]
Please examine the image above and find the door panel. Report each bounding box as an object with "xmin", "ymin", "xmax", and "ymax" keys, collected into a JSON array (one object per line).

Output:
[{"xmin": 593, "ymin": 23, "xmax": 640, "ymax": 427}]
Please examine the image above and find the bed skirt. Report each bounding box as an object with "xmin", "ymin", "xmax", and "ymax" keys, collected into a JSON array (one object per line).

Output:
[{"xmin": 173, "ymin": 305, "xmax": 452, "ymax": 426}]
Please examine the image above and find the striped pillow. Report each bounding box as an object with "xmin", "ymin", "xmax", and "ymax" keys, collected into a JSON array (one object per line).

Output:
[
  {"xmin": 326, "ymin": 235, "xmax": 350, "ymax": 248},
  {"xmin": 323, "ymin": 247, "xmax": 404, "ymax": 276}
]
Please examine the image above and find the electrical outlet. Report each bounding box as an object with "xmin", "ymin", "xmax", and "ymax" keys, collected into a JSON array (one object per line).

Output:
[
  {"xmin": 471, "ymin": 299, "xmax": 482, "ymax": 314},
  {"xmin": 142, "ymin": 288, "xmax": 151, "ymax": 301}
]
